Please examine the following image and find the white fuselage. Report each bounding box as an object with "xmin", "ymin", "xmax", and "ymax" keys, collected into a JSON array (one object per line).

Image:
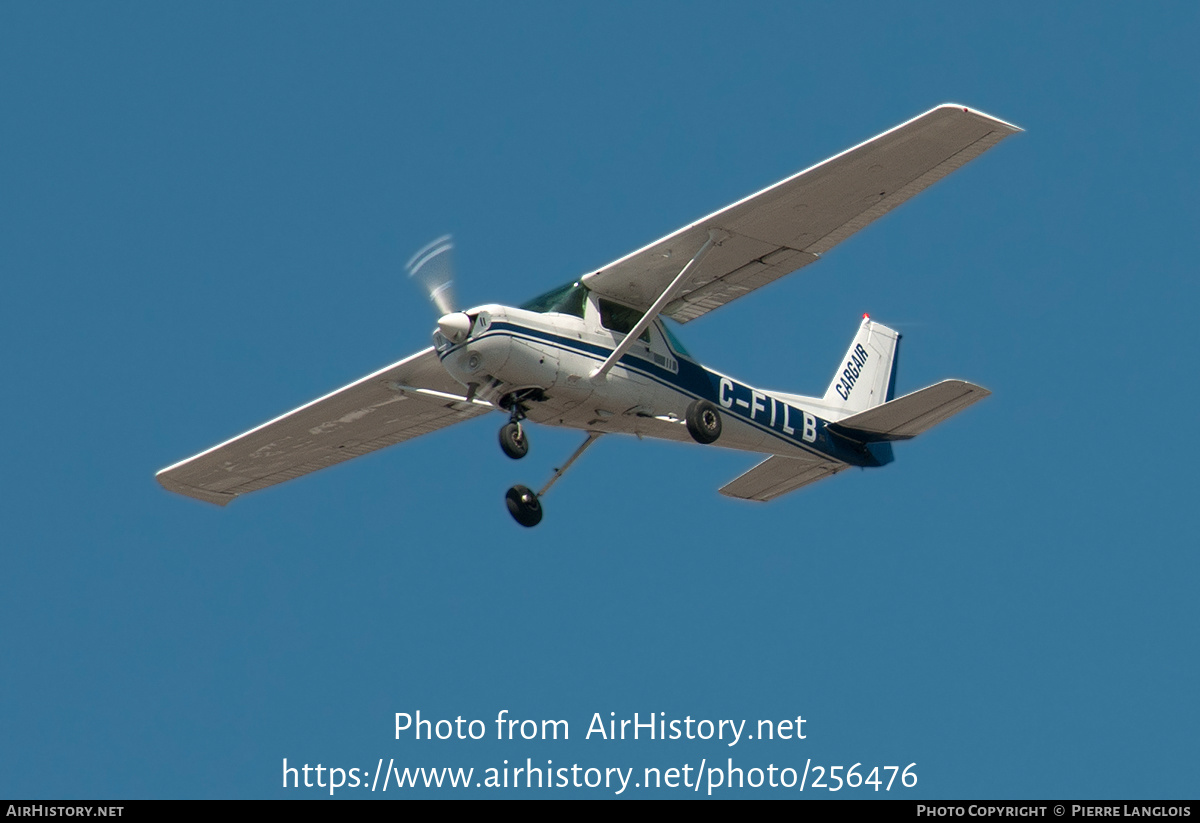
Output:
[{"xmin": 434, "ymin": 295, "xmax": 875, "ymax": 468}]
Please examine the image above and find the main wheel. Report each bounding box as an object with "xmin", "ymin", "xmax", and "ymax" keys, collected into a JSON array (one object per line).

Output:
[
  {"xmin": 499, "ymin": 421, "xmax": 529, "ymax": 459},
  {"xmin": 685, "ymin": 399, "xmax": 722, "ymax": 444},
  {"xmin": 505, "ymin": 484, "xmax": 543, "ymax": 527}
]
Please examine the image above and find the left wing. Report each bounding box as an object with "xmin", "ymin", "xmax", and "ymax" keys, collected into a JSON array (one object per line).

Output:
[
  {"xmin": 582, "ymin": 104, "xmax": 1020, "ymax": 322},
  {"xmin": 156, "ymin": 348, "xmax": 490, "ymax": 506}
]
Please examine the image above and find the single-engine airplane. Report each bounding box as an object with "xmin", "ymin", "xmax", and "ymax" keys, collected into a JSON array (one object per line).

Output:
[{"xmin": 157, "ymin": 104, "xmax": 1020, "ymax": 526}]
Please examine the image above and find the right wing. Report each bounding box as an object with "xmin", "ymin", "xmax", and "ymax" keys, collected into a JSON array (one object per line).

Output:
[
  {"xmin": 719, "ymin": 453, "xmax": 846, "ymax": 502},
  {"xmin": 156, "ymin": 348, "xmax": 491, "ymax": 506},
  {"xmin": 582, "ymin": 104, "xmax": 1021, "ymax": 322}
]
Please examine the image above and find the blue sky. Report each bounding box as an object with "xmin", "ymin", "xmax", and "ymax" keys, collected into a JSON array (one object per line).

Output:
[{"xmin": 2, "ymin": 2, "xmax": 1197, "ymax": 799}]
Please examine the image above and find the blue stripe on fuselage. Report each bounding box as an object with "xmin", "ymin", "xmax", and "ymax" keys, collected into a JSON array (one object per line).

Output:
[{"xmin": 444, "ymin": 321, "xmax": 879, "ymax": 467}]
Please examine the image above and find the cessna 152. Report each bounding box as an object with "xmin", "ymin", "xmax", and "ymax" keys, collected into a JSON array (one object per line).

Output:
[{"xmin": 157, "ymin": 104, "xmax": 1019, "ymax": 526}]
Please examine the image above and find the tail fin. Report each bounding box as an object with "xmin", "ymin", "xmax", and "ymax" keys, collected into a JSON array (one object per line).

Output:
[{"xmin": 822, "ymin": 316, "xmax": 901, "ymax": 414}]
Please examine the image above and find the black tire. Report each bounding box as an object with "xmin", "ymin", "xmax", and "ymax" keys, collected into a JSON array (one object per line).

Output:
[
  {"xmin": 685, "ymin": 399, "xmax": 722, "ymax": 444},
  {"xmin": 499, "ymin": 421, "xmax": 529, "ymax": 460},
  {"xmin": 505, "ymin": 484, "xmax": 543, "ymax": 527}
]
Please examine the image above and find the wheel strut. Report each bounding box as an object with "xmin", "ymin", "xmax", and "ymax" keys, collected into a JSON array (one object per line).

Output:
[{"xmin": 505, "ymin": 432, "xmax": 603, "ymax": 527}]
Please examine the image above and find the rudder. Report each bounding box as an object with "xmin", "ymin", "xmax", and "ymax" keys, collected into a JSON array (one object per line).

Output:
[{"xmin": 822, "ymin": 316, "xmax": 901, "ymax": 414}]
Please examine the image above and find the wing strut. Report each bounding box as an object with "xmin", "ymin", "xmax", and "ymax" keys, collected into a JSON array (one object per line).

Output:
[{"xmin": 589, "ymin": 229, "xmax": 724, "ymax": 380}]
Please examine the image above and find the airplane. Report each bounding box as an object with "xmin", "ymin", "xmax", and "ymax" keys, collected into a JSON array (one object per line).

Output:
[{"xmin": 156, "ymin": 103, "xmax": 1020, "ymax": 527}]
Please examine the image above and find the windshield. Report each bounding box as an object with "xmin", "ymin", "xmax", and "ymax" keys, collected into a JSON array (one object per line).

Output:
[{"xmin": 520, "ymin": 281, "xmax": 588, "ymax": 318}]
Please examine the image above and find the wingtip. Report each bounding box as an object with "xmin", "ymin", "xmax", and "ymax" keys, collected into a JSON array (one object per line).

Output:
[
  {"xmin": 156, "ymin": 470, "xmax": 237, "ymax": 507},
  {"xmin": 938, "ymin": 102, "xmax": 1024, "ymax": 133}
]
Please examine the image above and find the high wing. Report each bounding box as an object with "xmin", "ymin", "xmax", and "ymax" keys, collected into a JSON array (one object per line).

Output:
[
  {"xmin": 582, "ymin": 104, "xmax": 1021, "ymax": 322},
  {"xmin": 156, "ymin": 348, "xmax": 491, "ymax": 506}
]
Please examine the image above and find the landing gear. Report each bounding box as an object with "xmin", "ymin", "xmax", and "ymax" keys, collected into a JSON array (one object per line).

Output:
[
  {"xmin": 498, "ymin": 394, "xmax": 532, "ymax": 460},
  {"xmin": 504, "ymin": 432, "xmax": 603, "ymax": 528},
  {"xmin": 685, "ymin": 399, "xmax": 722, "ymax": 444},
  {"xmin": 499, "ymin": 421, "xmax": 529, "ymax": 459},
  {"xmin": 505, "ymin": 484, "xmax": 542, "ymax": 527}
]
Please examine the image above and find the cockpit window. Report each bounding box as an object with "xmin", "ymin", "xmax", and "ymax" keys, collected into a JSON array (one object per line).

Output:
[
  {"xmin": 520, "ymin": 281, "xmax": 588, "ymax": 318},
  {"xmin": 598, "ymin": 298, "xmax": 651, "ymax": 343}
]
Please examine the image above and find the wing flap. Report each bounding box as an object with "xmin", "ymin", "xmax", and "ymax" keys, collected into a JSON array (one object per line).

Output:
[
  {"xmin": 719, "ymin": 454, "xmax": 845, "ymax": 502},
  {"xmin": 582, "ymin": 104, "xmax": 1020, "ymax": 323},
  {"xmin": 666, "ymin": 245, "xmax": 819, "ymax": 323},
  {"xmin": 829, "ymin": 379, "xmax": 990, "ymax": 442},
  {"xmin": 156, "ymin": 348, "xmax": 490, "ymax": 505}
]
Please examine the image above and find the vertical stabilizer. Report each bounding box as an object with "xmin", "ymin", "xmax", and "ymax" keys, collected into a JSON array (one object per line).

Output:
[{"xmin": 822, "ymin": 317, "xmax": 901, "ymax": 414}]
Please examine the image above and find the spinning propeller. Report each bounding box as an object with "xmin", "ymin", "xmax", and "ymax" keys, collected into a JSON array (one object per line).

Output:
[{"xmin": 406, "ymin": 234, "xmax": 473, "ymax": 343}]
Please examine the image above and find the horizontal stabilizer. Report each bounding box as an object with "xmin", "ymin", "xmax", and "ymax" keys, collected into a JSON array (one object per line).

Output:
[
  {"xmin": 719, "ymin": 454, "xmax": 845, "ymax": 502},
  {"xmin": 828, "ymin": 379, "xmax": 990, "ymax": 442}
]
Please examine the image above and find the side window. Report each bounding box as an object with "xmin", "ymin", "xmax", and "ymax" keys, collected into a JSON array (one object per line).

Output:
[
  {"xmin": 598, "ymin": 299, "xmax": 650, "ymax": 343},
  {"xmin": 660, "ymin": 321, "xmax": 691, "ymax": 357}
]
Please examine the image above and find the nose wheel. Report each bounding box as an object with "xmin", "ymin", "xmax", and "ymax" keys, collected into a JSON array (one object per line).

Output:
[
  {"xmin": 504, "ymin": 432, "xmax": 602, "ymax": 528},
  {"xmin": 499, "ymin": 421, "xmax": 529, "ymax": 460}
]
